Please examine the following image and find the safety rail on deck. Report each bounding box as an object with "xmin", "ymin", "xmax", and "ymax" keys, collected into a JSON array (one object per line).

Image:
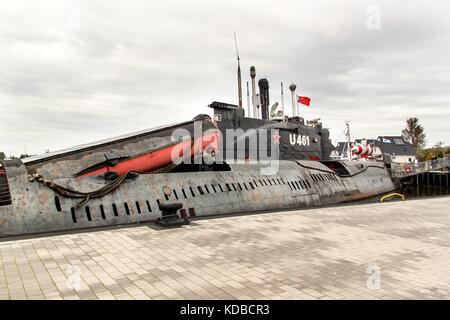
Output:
[{"xmin": 390, "ymin": 156, "xmax": 450, "ymax": 178}]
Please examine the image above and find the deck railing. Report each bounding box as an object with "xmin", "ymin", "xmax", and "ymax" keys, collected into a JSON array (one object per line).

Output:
[{"xmin": 390, "ymin": 156, "xmax": 450, "ymax": 178}]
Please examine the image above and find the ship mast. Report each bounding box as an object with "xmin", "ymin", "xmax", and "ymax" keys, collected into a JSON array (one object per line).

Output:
[
  {"xmin": 234, "ymin": 31, "xmax": 243, "ymax": 110},
  {"xmin": 345, "ymin": 121, "xmax": 352, "ymax": 160}
]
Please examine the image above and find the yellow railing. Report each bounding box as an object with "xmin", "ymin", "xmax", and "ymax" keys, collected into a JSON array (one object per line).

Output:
[{"xmin": 380, "ymin": 193, "xmax": 405, "ymax": 202}]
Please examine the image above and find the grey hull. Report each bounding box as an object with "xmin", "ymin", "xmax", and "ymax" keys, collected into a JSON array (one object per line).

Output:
[{"xmin": 0, "ymin": 159, "xmax": 395, "ymax": 237}]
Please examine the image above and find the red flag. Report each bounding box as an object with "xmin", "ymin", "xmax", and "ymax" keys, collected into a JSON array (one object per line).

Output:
[{"xmin": 297, "ymin": 96, "xmax": 311, "ymax": 106}]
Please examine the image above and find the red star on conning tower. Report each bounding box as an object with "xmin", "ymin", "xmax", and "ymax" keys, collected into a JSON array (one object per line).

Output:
[{"xmin": 272, "ymin": 131, "xmax": 281, "ymax": 144}]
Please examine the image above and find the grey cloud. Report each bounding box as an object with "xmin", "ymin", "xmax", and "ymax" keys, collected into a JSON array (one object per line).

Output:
[{"xmin": 1, "ymin": 0, "xmax": 449, "ymax": 155}]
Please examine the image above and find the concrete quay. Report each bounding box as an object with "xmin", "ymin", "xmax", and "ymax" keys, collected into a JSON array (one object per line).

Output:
[{"xmin": 1, "ymin": 196, "xmax": 449, "ymax": 300}]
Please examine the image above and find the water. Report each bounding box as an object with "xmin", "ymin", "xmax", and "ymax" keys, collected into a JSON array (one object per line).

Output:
[{"xmin": 400, "ymin": 185, "xmax": 450, "ymax": 198}]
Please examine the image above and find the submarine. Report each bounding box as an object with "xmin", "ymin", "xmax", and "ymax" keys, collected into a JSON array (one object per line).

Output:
[{"xmin": 0, "ymin": 67, "xmax": 397, "ymax": 237}]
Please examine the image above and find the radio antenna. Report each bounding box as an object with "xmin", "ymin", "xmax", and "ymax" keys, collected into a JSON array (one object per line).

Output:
[
  {"xmin": 234, "ymin": 31, "xmax": 243, "ymax": 110},
  {"xmin": 233, "ymin": 31, "xmax": 240, "ymax": 62}
]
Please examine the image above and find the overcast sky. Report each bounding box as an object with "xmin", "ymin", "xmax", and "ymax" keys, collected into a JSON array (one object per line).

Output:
[{"xmin": 1, "ymin": 0, "xmax": 449, "ymax": 156}]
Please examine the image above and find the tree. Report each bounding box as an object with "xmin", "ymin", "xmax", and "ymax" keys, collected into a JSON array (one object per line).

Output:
[
  {"xmin": 0, "ymin": 151, "xmax": 5, "ymax": 161},
  {"xmin": 401, "ymin": 117, "xmax": 426, "ymax": 149}
]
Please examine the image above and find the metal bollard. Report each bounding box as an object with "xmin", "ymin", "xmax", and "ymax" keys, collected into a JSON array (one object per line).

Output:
[{"xmin": 155, "ymin": 202, "xmax": 190, "ymax": 227}]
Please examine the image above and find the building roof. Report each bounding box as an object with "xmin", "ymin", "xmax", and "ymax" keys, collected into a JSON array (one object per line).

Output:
[{"xmin": 375, "ymin": 136, "xmax": 415, "ymax": 156}]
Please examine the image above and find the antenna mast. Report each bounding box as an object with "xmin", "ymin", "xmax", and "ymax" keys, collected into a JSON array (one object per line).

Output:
[
  {"xmin": 234, "ymin": 31, "xmax": 243, "ymax": 110},
  {"xmin": 246, "ymin": 81, "xmax": 250, "ymax": 116}
]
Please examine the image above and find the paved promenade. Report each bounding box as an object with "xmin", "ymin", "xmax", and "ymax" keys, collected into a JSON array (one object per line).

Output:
[{"xmin": 1, "ymin": 197, "xmax": 450, "ymax": 300}]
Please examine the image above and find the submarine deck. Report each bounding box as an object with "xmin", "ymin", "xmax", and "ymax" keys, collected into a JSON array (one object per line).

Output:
[{"xmin": 0, "ymin": 196, "xmax": 449, "ymax": 300}]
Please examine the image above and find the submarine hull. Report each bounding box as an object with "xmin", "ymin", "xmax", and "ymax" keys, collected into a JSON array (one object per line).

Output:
[{"xmin": 0, "ymin": 159, "xmax": 395, "ymax": 236}]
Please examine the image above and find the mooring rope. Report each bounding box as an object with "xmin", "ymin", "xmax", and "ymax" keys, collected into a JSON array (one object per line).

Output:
[{"xmin": 30, "ymin": 172, "xmax": 129, "ymax": 208}]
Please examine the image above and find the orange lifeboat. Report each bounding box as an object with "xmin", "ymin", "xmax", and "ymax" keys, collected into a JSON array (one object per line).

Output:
[{"xmin": 77, "ymin": 130, "xmax": 220, "ymax": 178}]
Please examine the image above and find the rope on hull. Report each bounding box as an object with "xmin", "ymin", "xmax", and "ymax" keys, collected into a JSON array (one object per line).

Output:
[{"xmin": 30, "ymin": 172, "xmax": 129, "ymax": 207}]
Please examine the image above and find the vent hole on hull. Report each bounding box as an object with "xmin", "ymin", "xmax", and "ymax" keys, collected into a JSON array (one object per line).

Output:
[
  {"xmin": 85, "ymin": 206, "xmax": 92, "ymax": 221},
  {"xmin": 124, "ymin": 202, "xmax": 130, "ymax": 215},
  {"xmin": 54, "ymin": 196, "xmax": 62, "ymax": 212},
  {"xmin": 146, "ymin": 200, "xmax": 152, "ymax": 212},
  {"xmin": 100, "ymin": 205, "xmax": 106, "ymax": 219},
  {"xmin": 112, "ymin": 203, "xmax": 119, "ymax": 216},
  {"xmin": 135, "ymin": 201, "xmax": 141, "ymax": 214},
  {"xmin": 71, "ymin": 207, "xmax": 77, "ymax": 223}
]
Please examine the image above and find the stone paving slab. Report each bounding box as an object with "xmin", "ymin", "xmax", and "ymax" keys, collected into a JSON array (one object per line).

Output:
[{"xmin": 1, "ymin": 197, "xmax": 450, "ymax": 300}]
